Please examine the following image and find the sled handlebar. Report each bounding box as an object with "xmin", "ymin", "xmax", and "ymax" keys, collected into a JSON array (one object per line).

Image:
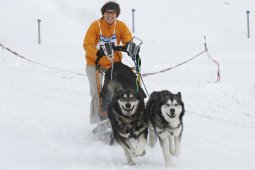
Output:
[{"xmin": 113, "ymin": 45, "xmax": 127, "ymax": 52}]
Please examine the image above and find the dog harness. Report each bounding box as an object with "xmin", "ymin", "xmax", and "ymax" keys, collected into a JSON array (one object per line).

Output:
[{"xmin": 96, "ymin": 20, "xmax": 117, "ymax": 50}]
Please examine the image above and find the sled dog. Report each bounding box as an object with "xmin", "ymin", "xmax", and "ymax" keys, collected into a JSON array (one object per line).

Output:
[
  {"xmin": 107, "ymin": 80, "xmax": 148, "ymax": 165},
  {"xmin": 146, "ymin": 90, "xmax": 185, "ymax": 167}
]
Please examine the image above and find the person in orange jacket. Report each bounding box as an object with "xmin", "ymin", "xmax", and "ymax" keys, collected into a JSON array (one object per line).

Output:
[{"xmin": 83, "ymin": 1, "xmax": 132, "ymax": 137}]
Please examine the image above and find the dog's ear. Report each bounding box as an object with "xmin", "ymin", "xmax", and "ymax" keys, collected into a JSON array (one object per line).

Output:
[
  {"xmin": 115, "ymin": 86, "xmax": 123, "ymax": 94},
  {"xmin": 107, "ymin": 80, "xmax": 123, "ymax": 97},
  {"xmin": 149, "ymin": 91, "xmax": 161, "ymax": 100},
  {"xmin": 159, "ymin": 90, "xmax": 172, "ymax": 100},
  {"xmin": 177, "ymin": 92, "xmax": 182, "ymax": 99}
]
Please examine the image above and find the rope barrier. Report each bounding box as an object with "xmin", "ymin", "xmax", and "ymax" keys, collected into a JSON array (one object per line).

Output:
[
  {"xmin": 0, "ymin": 43, "xmax": 86, "ymax": 76},
  {"xmin": 206, "ymin": 51, "xmax": 221, "ymax": 83},
  {"xmin": 141, "ymin": 46, "xmax": 220, "ymax": 83},
  {"xmin": 141, "ymin": 49, "xmax": 208, "ymax": 77},
  {"xmin": 0, "ymin": 42, "xmax": 220, "ymax": 83}
]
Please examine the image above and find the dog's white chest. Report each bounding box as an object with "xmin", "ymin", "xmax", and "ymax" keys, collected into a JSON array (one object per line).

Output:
[
  {"xmin": 119, "ymin": 126, "xmax": 142, "ymax": 139},
  {"xmin": 171, "ymin": 125, "xmax": 182, "ymax": 136},
  {"xmin": 170, "ymin": 118, "xmax": 180, "ymax": 127},
  {"xmin": 156, "ymin": 124, "xmax": 182, "ymax": 138}
]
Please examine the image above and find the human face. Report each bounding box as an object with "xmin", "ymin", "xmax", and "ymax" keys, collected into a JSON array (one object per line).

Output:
[{"xmin": 104, "ymin": 10, "xmax": 117, "ymax": 25}]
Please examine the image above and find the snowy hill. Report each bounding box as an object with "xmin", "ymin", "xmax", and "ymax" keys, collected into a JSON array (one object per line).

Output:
[{"xmin": 1, "ymin": 0, "xmax": 255, "ymax": 169}]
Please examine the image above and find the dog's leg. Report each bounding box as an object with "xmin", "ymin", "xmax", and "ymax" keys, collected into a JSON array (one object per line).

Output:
[
  {"xmin": 159, "ymin": 135, "xmax": 172, "ymax": 167},
  {"xmin": 134, "ymin": 133, "xmax": 147, "ymax": 156},
  {"xmin": 119, "ymin": 141, "xmax": 136, "ymax": 166},
  {"xmin": 148, "ymin": 130, "xmax": 156, "ymax": 148},
  {"xmin": 168, "ymin": 135, "xmax": 175, "ymax": 155},
  {"xmin": 148, "ymin": 124, "xmax": 156, "ymax": 148},
  {"xmin": 172, "ymin": 135, "xmax": 182, "ymax": 157}
]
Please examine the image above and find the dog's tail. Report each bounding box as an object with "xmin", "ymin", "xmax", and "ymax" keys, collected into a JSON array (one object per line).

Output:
[{"xmin": 148, "ymin": 122, "xmax": 157, "ymax": 148}]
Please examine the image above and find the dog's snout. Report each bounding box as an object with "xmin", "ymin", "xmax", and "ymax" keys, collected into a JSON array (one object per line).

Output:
[
  {"xmin": 126, "ymin": 103, "xmax": 131, "ymax": 108},
  {"xmin": 170, "ymin": 108, "xmax": 175, "ymax": 114}
]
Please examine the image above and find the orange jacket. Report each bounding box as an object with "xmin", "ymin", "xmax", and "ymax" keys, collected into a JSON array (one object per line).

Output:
[{"xmin": 83, "ymin": 18, "xmax": 132, "ymax": 69}]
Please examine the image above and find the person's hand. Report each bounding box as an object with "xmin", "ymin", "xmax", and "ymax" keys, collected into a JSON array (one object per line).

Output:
[
  {"xmin": 124, "ymin": 41, "xmax": 130, "ymax": 52},
  {"xmin": 110, "ymin": 42, "xmax": 116, "ymax": 51},
  {"xmin": 135, "ymin": 47, "xmax": 141, "ymax": 67},
  {"xmin": 95, "ymin": 47, "xmax": 105, "ymax": 65},
  {"xmin": 125, "ymin": 41, "xmax": 136, "ymax": 56}
]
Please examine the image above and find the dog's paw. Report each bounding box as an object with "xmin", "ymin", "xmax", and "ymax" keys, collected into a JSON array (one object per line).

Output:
[
  {"xmin": 165, "ymin": 156, "xmax": 178, "ymax": 167},
  {"xmin": 165, "ymin": 161, "xmax": 172, "ymax": 167},
  {"xmin": 172, "ymin": 150, "xmax": 181, "ymax": 157},
  {"xmin": 129, "ymin": 150, "xmax": 137, "ymax": 158},
  {"xmin": 128, "ymin": 160, "xmax": 136, "ymax": 166},
  {"xmin": 169, "ymin": 147, "xmax": 175, "ymax": 155},
  {"xmin": 134, "ymin": 147, "xmax": 145, "ymax": 156},
  {"xmin": 165, "ymin": 159, "xmax": 174, "ymax": 167},
  {"xmin": 141, "ymin": 149, "xmax": 146, "ymax": 156}
]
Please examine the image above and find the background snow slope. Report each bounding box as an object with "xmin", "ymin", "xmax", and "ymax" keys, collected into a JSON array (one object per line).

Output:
[{"xmin": 1, "ymin": 0, "xmax": 255, "ymax": 169}]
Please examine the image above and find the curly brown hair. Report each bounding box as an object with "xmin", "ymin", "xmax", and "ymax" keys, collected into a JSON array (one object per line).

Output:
[{"xmin": 101, "ymin": 1, "xmax": 120, "ymax": 17}]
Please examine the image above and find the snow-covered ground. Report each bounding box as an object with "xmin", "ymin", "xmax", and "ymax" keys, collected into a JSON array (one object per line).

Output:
[{"xmin": 1, "ymin": 0, "xmax": 255, "ymax": 169}]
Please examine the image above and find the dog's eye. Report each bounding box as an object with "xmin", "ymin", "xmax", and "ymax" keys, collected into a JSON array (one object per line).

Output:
[
  {"xmin": 121, "ymin": 96, "xmax": 126, "ymax": 101},
  {"xmin": 130, "ymin": 97, "xmax": 137, "ymax": 102},
  {"xmin": 165, "ymin": 104, "xmax": 170, "ymax": 107},
  {"xmin": 174, "ymin": 104, "xmax": 179, "ymax": 107}
]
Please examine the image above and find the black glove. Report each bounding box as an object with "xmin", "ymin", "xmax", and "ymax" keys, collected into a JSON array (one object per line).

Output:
[
  {"xmin": 124, "ymin": 42, "xmax": 130, "ymax": 51},
  {"xmin": 135, "ymin": 47, "xmax": 141, "ymax": 67},
  {"xmin": 125, "ymin": 41, "xmax": 136, "ymax": 57},
  {"xmin": 110, "ymin": 42, "xmax": 116, "ymax": 51},
  {"xmin": 95, "ymin": 47, "xmax": 105, "ymax": 65},
  {"xmin": 124, "ymin": 42, "xmax": 130, "ymax": 54}
]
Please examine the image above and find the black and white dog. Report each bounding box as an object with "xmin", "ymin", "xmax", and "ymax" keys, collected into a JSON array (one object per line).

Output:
[
  {"xmin": 146, "ymin": 90, "xmax": 185, "ymax": 167},
  {"xmin": 101, "ymin": 62, "xmax": 148, "ymax": 165},
  {"xmin": 107, "ymin": 81, "xmax": 148, "ymax": 165}
]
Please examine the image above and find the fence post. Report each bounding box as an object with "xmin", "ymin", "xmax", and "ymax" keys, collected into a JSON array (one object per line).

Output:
[
  {"xmin": 132, "ymin": 9, "xmax": 135, "ymax": 33},
  {"xmin": 37, "ymin": 19, "xmax": 41, "ymax": 44},
  {"xmin": 246, "ymin": 10, "xmax": 250, "ymax": 38}
]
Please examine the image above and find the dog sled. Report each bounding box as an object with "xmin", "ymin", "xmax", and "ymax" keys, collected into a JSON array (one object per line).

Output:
[{"xmin": 96, "ymin": 36, "xmax": 147, "ymax": 114}]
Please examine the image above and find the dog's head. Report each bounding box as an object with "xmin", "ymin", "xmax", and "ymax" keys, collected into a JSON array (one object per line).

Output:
[
  {"xmin": 159, "ymin": 91, "xmax": 185, "ymax": 122},
  {"xmin": 107, "ymin": 80, "xmax": 144, "ymax": 116},
  {"xmin": 116, "ymin": 89, "xmax": 142, "ymax": 116}
]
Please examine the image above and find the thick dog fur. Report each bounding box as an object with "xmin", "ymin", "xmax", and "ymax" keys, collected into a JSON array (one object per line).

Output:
[
  {"xmin": 107, "ymin": 80, "xmax": 148, "ymax": 166},
  {"xmin": 146, "ymin": 90, "xmax": 185, "ymax": 167},
  {"xmin": 100, "ymin": 62, "xmax": 147, "ymax": 165}
]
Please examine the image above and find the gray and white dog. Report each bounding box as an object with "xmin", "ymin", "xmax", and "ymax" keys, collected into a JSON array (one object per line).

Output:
[
  {"xmin": 107, "ymin": 80, "xmax": 148, "ymax": 166},
  {"xmin": 146, "ymin": 90, "xmax": 185, "ymax": 167}
]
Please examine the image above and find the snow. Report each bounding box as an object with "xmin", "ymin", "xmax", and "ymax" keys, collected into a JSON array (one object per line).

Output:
[{"xmin": 1, "ymin": 0, "xmax": 255, "ymax": 169}]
